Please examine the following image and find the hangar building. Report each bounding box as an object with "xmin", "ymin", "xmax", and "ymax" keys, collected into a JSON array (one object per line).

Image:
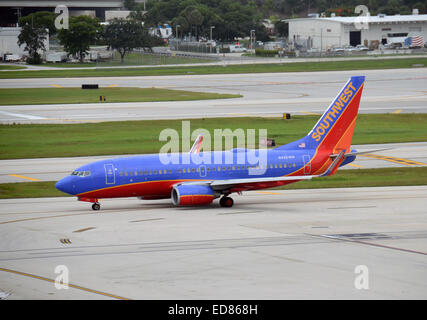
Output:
[{"xmin": 286, "ymin": 12, "xmax": 427, "ymax": 51}]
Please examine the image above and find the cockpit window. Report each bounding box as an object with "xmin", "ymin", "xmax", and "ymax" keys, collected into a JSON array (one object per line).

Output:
[{"xmin": 71, "ymin": 171, "xmax": 91, "ymax": 177}]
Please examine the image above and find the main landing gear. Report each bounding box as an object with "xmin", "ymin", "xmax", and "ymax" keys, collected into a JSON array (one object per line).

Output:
[
  {"xmin": 92, "ymin": 202, "xmax": 101, "ymax": 211},
  {"xmin": 219, "ymin": 196, "xmax": 234, "ymax": 208}
]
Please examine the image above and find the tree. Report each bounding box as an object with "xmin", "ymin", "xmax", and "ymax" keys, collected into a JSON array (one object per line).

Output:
[
  {"xmin": 103, "ymin": 18, "xmax": 154, "ymax": 63},
  {"xmin": 19, "ymin": 11, "xmax": 57, "ymax": 36},
  {"xmin": 58, "ymin": 16, "xmax": 101, "ymax": 63},
  {"xmin": 18, "ymin": 24, "xmax": 47, "ymax": 64}
]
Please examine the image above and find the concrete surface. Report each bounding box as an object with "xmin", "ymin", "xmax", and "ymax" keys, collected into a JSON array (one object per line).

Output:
[
  {"xmin": 0, "ymin": 186, "xmax": 426, "ymax": 299},
  {"xmin": 0, "ymin": 68, "xmax": 426, "ymax": 123}
]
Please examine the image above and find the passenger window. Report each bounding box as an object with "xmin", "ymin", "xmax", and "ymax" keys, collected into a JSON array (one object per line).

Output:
[{"xmin": 158, "ymin": 170, "xmax": 162, "ymax": 174}]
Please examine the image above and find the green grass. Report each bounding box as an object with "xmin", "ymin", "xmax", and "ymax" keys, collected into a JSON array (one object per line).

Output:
[
  {"xmin": 0, "ymin": 87, "xmax": 241, "ymax": 105},
  {"xmin": 0, "ymin": 65, "xmax": 26, "ymax": 70},
  {"xmin": 1, "ymin": 114, "xmax": 427, "ymax": 160},
  {"xmin": 1, "ymin": 167, "xmax": 426, "ymax": 199},
  {"xmin": 0, "ymin": 57, "xmax": 426, "ymax": 79},
  {"xmin": 0, "ymin": 181, "xmax": 63, "ymax": 199},
  {"xmin": 276, "ymin": 167, "xmax": 427, "ymax": 190}
]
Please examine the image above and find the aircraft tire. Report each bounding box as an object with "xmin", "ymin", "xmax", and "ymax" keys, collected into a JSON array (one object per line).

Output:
[
  {"xmin": 220, "ymin": 196, "xmax": 234, "ymax": 208},
  {"xmin": 92, "ymin": 203, "xmax": 101, "ymax": 211}
]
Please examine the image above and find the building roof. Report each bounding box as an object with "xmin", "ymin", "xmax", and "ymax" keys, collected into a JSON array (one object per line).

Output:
[{"xmin": 286, "ymin": 14, "xmax": 427, "ymax": 24}]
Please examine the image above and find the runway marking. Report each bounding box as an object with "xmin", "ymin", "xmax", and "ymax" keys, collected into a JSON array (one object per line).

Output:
[
  {"xmin": 318, "ymin": 234, "xmax": 427, "ymax": 256},
  {"xmin": 51, "ymin": 84, "xmax": 63, "ymax": 88},
  {"xmin": 392, "ymin": 109, "xmax": 403, "ymax": 114},
  {"xmin": 0, "ymin": 111, "xmax": 46, "ymax": 120},
  {"xmin": 8, "ymin": 174, "xmax": 41, "ymax": 182},
  {"xmin": 300, "ymin": 111, "xmax": 321, "ymax": 115},
  {"xmin": 0, "ymin": 267, "xmax": 131, "ymax": 300},
  {"xmin": 60, "ymin": 238, "xmax": 72, "ymax": 244},
  {"xmin": 255, "ymin": 191, "xmax": 282, "ymax": 195},
  {"xmin": 130, "ymin": 218, "xmax": 164, "ymax": 223},
  {"xmin": 347, "ymin": 163, "xmax": 363, "ymax": 168},
  {"xmin": 107, "ymin": 84, "xmax": 119, "ymax": 88},
  {"xmin": 226, "ymin": 112, "xmax": 252, "ymax": 116},
  {"xmin": 360, "ymin": 153, "xmax": 427, "ymax": 166},
  {"xmin": 73, "ymin": 227, "xmax": 96, "ymax": 233},
  {"xmin": 0, "ymin": 213, "xmax": 90, "ymax": 225}
]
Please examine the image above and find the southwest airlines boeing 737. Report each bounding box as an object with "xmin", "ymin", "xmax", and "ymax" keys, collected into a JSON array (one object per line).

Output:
[{"xmin": 56, "ymin": 76, "xmax": 366, "ymax": 210}]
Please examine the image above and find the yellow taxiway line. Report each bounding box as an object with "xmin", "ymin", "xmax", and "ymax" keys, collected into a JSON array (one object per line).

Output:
[
  {"xmin": 0, "ymin": 267, "xmax": 130, "ymax": 300},
  {"xmin": 8, "ymin": 174, "xmax": 41, "ymax": 181},
  {"xmin": 360, "ymin": 154, "xmax": 427, "ymax": 166}
]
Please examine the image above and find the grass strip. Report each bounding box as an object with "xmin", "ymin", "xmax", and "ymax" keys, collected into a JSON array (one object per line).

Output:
[
  {"xmin": 1, "ymin": 167, "xmax": 426, "ymax": 199},
  {"xmin": 1, "ymin": 114, "xmax": 427, "ymax": 160},
  {"xmin": 0, "ymin": 57, "xmax": 425, "ymax": 79},
  {"xmin": 276, "ymin": 166, "xmax": 427, "ymax": 190},
  {"xmin": 0, "ymin": 65, "xmax": 27, "ymax": 70},
  {"xmin": 0, "ymin": 87, "xmax": 241, "ymax": 105}
]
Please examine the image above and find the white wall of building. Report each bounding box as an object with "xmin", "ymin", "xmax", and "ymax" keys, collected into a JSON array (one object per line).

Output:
[
  {"xmin": 0, "ymin": 27, "xmax": 49, "ymax": 59},
  {"xmin": 287, "ymin": 14, "xmax": 427, "ymax": 51}
]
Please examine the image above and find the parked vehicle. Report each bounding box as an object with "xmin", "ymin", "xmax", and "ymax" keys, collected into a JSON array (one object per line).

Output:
[
  {"xmin": 355, "ymin": 44, "xmax": 369, "ymax": 51},
  {"xmin": 229, "ymin": 45, "xmax": 247, "ymax": 53},
  {"xmin": 344, "ymin": 45, "xmax": 356, "ymax": 52}
]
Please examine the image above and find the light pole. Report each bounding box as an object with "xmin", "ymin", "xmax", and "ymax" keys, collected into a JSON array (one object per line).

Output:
[
  {"xmin": 210, "ymin": 26, "xmax": 215, "ymax": 41},
  {"xmin": 176, "ymin": 25, "xmax": 180, "ymax": 39},
  {"xmin": 250, "ymin": 29, "xmax": 255, "ymax": 50}
]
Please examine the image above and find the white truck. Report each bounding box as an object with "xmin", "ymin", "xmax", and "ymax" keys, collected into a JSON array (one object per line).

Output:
[{"xmin": 229, "ymin": 45, "xmax": 247, "ymax": 53}]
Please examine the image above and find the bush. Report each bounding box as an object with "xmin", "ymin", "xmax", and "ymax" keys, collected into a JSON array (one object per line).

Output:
[
  {"xmin": 255, "ymin": 48, "xmax": 278, "ymax": 57},
  {"xmin": 219, "ymin": 47, "xmax": 230, "ymax": 53}
]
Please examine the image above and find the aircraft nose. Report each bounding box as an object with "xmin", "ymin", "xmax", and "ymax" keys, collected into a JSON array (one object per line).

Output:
[{"xmin": 55, "ymin": 177, "xmax": 76, "ymax": 195}]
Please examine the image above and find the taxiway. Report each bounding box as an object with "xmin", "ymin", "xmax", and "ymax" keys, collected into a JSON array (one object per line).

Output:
[{"xmin": 0, "ymin": 186, "xmax": 426, "ymax": 299}]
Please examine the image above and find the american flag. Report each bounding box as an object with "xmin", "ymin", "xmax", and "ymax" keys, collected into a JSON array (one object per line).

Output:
[{"xmin": 404, "ymin": 35, "xmax": 424, "ymax": 47}]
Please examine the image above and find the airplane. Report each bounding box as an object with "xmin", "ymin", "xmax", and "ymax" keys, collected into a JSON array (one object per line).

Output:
[{"xmin": 56, "ymin": 76, "xmax": 366, "ymax": 210}]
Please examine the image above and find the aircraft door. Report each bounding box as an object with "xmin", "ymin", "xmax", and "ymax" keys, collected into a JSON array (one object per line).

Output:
[
  {"xmin": 303, "ymin": 155, "xmax": 311, "ymax": 175},
  {"xmin": 104, "ymin": 163, "xmax": 116, "ymax": 185},
  {"xmin": 199, "ymin": 165, "xmax": 207, "ymax": 178}
]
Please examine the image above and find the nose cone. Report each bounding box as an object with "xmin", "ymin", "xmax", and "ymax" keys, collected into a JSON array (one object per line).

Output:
[{"xmin": 56, "ymin": 176, "xmax": 76, "ymax": 195}]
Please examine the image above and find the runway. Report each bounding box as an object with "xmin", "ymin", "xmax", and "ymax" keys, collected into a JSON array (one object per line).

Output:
[
  {"xmin": 1, "ymin": 142, "xmax": 426, "ymax": 183},
  {"xmin": 0, "ymin": 186, "xmax": 426, "ymax": 299},
  {"xmin": 0, "ymin": 68, "xmax": 426, "ymax": 123}
]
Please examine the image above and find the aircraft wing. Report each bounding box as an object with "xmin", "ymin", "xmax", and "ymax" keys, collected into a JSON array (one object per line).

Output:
[{"xmin": 178, "ymin": 150, "xmax": 345, "ymax": 192}]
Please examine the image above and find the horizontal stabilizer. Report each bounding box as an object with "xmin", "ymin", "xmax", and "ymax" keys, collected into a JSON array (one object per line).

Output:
[{"xmin": 330, "ymin": 147, "xmax": 392, "ymax": 159}]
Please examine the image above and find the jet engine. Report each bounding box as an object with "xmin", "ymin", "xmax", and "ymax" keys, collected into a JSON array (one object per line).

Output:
[{"xmin": 171, "ymin": 184, "xmax": 216, "ymax": 206}]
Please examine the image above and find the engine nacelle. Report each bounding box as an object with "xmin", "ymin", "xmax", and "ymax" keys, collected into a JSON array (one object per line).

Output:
[{"xmin": 171, "ymin": 184, "xmax": 215, "ymax": 206}]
